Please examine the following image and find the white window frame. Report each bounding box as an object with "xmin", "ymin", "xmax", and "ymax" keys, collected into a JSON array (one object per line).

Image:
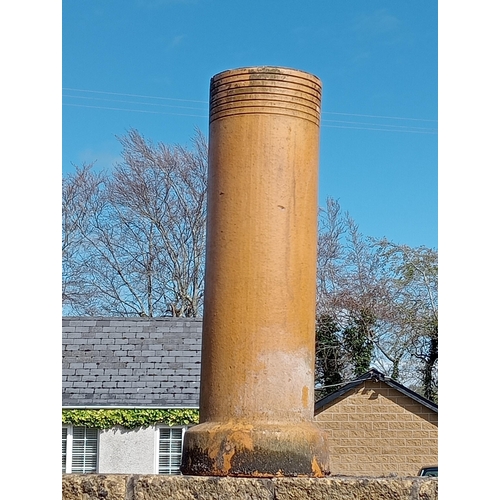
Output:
[
  {"xmin": 155, "ymin": 425, "xmax": 188, "ymax": 475},
  {"xmin": 62, "ymin": 427, "xmax": 68, "ymax": 473},
  {"xmin": 62, "ymin": 425, "xmax": 99, "ymax": 473}
]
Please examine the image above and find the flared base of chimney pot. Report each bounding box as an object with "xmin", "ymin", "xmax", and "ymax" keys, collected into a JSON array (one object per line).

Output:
[{"xmin": 181, "ymin": 420, "xmax": 330, "ymax": 477}]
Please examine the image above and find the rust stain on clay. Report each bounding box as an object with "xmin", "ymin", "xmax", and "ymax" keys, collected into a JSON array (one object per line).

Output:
[
  {"xmin": 182, "ymin": 421, "xmax": 330, "ymax": 477},
  {"xmin": 311, "ymin": 457, "xmax": 323, "ymax": 478},
  {"xmin": 302, "ymin": 386, "xmax": 309, "ymax": 409}
]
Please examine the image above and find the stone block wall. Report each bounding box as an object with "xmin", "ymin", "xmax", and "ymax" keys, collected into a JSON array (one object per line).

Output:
[
  {"xmin": 314, "ymin": 380, "xmax": 438, "ymax": 476},
  {"xmin": 62, "ymin": 474, "xmax": 438, "ymax": 500}
]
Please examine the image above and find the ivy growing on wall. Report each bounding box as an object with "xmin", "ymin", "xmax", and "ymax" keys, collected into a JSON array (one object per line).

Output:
[{"xmin": 62, "ymin": 408, "xmax": 199, "ymax": 430}]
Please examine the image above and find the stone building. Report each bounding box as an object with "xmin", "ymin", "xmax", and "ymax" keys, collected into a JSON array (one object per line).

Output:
[{"xmin": 314, "ymin": 368, "xmax": 438, "ymax": 477}]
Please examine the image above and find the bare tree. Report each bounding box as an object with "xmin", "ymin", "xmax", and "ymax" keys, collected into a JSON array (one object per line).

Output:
[
  {"xmin": 374, "ymin": 240, "xmax": 438, "ymax": 399},
  {"xmin": 62, "ymin": 129, "xmax": 207, "ymax": 317},
  {"xmin": 316, "ymin": 198, "xmax": 346, "ymax": 314},
  {"xmin": 316, "ymin": 205, "xmax": 385, "ymax": 382},
  {"xmin": 62, "ymin": 163, "xmax": 105, "ymax": 311},
  {"xmin": 315, "ymin": 197, "xmax": 438, "ymax": 401}
]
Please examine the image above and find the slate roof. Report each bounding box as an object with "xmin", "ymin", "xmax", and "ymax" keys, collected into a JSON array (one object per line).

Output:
[
  {"xmin": 62, "ymin": 317, "xmax": 202, "ymax": 408},
  {"xmin": 314, "ymin": 368, "xmax": 438, "ymax": 415}
]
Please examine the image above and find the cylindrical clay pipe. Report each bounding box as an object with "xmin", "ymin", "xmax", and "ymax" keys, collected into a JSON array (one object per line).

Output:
[{"xmin": 181, "ymin": 66, "xmax": 329, "ymax": 477}]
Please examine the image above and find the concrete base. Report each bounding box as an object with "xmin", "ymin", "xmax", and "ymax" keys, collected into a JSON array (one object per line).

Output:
[
  {"xmin": 181, "ymin": 421, "xmax": 329, "ymax": 477},
  {"xmin": 62, "ymin": 474, "xmax": 438, "ymax": 500}
]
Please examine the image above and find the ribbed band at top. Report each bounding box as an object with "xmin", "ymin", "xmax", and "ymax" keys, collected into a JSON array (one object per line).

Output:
[{"xmin": 210, "ymin": 66, "xmax": 322, "ymax": 126}]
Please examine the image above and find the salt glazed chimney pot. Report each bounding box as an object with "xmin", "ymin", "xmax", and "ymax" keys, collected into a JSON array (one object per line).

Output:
[{"xmin": 181, "ymin": 66, "xmax": 329, "ymax": 477}]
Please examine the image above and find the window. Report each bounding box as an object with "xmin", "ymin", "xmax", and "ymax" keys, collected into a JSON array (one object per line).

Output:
[
  {"xmin": 62, "ymin": 426, "xmax": 98, "ymax": 473},
  {"xmin": 62, "ymin": 428, "xmax": 67, "ymax": 472},
  {"xmin": 158, "ymin": 426, "xmax": 187, "ymax": 475}
]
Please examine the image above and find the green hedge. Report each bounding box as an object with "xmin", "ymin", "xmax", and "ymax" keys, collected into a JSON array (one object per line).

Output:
[{"xmin": 62, "ymin": 408, "xmax": 199, "ymax": 430}]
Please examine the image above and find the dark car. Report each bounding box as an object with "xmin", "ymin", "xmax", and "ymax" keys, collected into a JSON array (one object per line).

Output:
[{"xmin": 418, "ymin": 465, "xmax": 438, "ymax": 477}]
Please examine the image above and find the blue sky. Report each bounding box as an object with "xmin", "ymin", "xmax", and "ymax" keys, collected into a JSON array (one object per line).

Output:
[{"xmin": 63, "ymin": 0, "xmax": 437, "ymax": 249}]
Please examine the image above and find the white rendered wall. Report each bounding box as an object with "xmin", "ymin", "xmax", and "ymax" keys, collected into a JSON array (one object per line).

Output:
[{"xmin": 98, "ymin": 426, "xmax": 156, "ymax": 474}]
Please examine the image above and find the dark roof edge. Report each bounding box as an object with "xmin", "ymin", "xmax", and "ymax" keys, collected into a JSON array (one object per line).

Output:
[
  {"xmin": 62, "ymin": 405, "xmax": 200, "ymax": 410},
  {"xmin": 62, "ymin": 316, "xmax": 202, "ymax": 321},
  {"xmin": 314, "ymin": 368, "xmax": 438, "ymax": 414}
]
